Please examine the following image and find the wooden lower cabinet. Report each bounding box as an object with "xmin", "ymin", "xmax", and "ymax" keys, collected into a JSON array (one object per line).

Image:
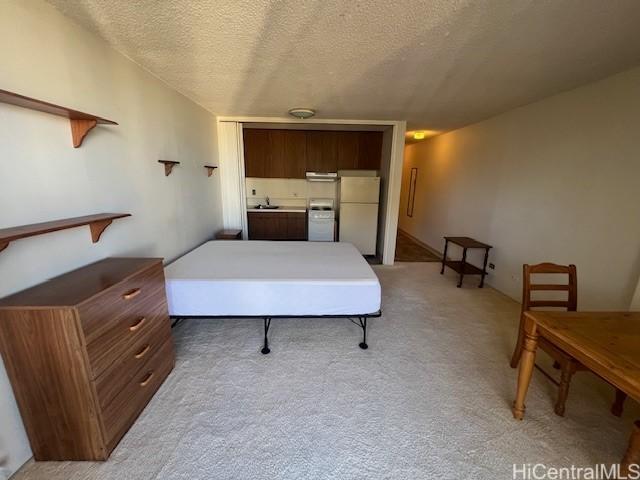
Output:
[
  {"xmin": 248, "ymin": 211, "xmax": 307, "ymax": 240},
  {"xmin": 286, "ymin": 213, "xmax": 307, "ymax": 240},
  {"xmin": 0, "ymin": 258, "xmax": 175, "ymax": 461}
]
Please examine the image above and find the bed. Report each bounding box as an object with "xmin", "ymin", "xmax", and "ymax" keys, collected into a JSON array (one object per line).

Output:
[{"xmin": 165, "ymin": 241, "xmax": 381, "ymax": 354}]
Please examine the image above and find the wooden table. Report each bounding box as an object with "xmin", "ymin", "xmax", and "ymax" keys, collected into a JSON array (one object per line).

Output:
[
  {"xmin": 440, "ymin": 236, "xmax": 492, "ymax": 288},
  {"xmin": 512, "ymin": 311, "xmax": 640, "ymax": 474}
]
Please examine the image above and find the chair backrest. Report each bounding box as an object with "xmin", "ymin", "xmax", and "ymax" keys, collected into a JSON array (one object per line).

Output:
[{"xmin": 521, "ymin": 263, "xmax": 577, "ymax": 313}]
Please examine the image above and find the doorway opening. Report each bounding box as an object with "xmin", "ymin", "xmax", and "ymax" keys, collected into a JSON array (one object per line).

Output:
[{"xmin": 395, "ymin": 165, "xmax": 440, "ymax": 262}]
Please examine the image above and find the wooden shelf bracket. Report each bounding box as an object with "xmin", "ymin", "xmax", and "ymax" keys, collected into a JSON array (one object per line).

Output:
[
  {"xmin": 158, "ymin": 160, "xmax": 179, "ymax": 176},
  {"xmin": 88, "ymin": 219, "xmax": 114, "ymax": 243},
  {"xmin": 70, "ymin": 119, "xmax": 98, "ymax": 148},
  {"xmin": 0, "ymin": 89, "xmax": 117, "ymax": 148},
  {"xmin": 204, "ymin": 165, "xmax": 218, "ymax": 177}
]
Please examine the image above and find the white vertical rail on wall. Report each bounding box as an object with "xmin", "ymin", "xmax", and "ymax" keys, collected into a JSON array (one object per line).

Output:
[
  {"xmin": 217, "ymin": 121, "xmax": 244, "ymax": 230},
  {"xmin": 236, "ymin": 125, "xmax": 249, "ymax": 239},
  {"xmin": 631, "ymin": 280, "xmax": 640, "ymax": 310},
  {"xmin": 382, "ymin": 121, "xmax": 407, "ymax": 265}
]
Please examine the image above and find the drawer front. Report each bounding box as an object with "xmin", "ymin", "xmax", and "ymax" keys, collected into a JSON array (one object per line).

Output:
[
  {"xmin": 101, "ymin": 337, "xmax": 175, "ymax": 453},
  {"xmin": 79, "ymin": 263, "xmax": 166, "ymax": 344},
  {"xmin": 86, "ymin": 296, "xmax": 169, "ymax": 379},
  {"xmin": 94, "ymin": 315, "xmax": 172, "ymax": 410}
]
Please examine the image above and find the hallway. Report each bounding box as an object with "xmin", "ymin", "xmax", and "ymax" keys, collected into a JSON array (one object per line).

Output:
[{"xmin": 394, "ymin": 230, "xmax": 440, "ymax": 262}]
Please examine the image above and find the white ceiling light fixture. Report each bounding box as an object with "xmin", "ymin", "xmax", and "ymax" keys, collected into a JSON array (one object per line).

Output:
[{"xmin": 288, "ymin": 108, "xmax": 316, "ymax": 119}]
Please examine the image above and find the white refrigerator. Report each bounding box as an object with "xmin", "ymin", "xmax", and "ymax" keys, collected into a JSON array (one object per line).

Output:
[{"xmin": 338, "ymin": 176, "xmax": 380, "ymax": 255}]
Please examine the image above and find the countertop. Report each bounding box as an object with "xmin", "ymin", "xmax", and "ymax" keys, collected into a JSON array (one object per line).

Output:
[{"xmin": 247, "ymin": 206, "xmax": 307, "ymax": 213}]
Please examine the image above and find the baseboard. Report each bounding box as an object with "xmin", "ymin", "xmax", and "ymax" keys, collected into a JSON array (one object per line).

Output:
[{"xmin": 397, "ymin": 229, "xmax": 442, "ymax": 258}]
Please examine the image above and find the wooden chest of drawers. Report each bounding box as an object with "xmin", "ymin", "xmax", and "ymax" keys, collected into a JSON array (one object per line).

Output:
[{"xmin": 0, "ymin": 258, "xmax": 175, "ymax": 461}]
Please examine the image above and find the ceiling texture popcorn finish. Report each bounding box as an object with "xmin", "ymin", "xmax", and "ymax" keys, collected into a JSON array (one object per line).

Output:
[{"xmin": 47, "ymin": 0, "xmax": 640, "ymax": 133}]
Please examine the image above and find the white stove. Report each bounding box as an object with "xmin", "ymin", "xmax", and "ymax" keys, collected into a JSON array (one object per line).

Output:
[{"xmin": 308, "ymin": 199, "xmax": 335, "ymax": 242}]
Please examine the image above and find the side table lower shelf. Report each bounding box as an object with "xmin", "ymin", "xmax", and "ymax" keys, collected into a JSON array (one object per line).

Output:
[
  {"xmin": 443, "ymin": 260, "xmax": 484, "ymax": 276},
  {"xmin": 440, "ymin": 236, "xmax": 492, "ymax": 288}
]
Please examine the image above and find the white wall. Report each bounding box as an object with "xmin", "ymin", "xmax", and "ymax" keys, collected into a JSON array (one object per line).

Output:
[
  {"xmin": 0, "ymin": 1, "xmax": 222, "ymax": 476},
  {"xmin": 399, "ymin": 67, "xmax": 640, "ymax": 310}
]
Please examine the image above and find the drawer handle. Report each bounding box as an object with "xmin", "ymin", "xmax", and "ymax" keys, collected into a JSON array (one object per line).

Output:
[
  {"xmin": 140, "ymin": 372, "xmax": 154, "ymax": 387},
  {"xmin": 134, "ymin": 344, "xmax": 151, "ymax": 359},
  {"xmin": 129, "ymin": 317, "xmax": 146, "ymax": 332},
  {"xmin": 122, "ymin": 288, "xmax": 141, "ymax": 300}
]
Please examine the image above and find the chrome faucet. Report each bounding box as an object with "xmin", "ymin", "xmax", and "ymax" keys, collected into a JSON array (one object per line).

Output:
[{"xmin": 265, "ymin": 196, "xmax": 270, "ymax": 206}]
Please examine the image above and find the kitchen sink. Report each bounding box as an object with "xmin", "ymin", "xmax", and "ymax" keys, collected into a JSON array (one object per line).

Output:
[{"xmin": 253, "ymin": 205, "xmax": 279, "ymax": 209}]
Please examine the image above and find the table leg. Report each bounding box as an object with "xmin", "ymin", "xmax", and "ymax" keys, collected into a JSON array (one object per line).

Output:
[
  {"xmin": 621, "ymin": 420, "xmax": 640, "ymax": 478},
  {"xmin": 261, "ymin": 317, "xmax": 271, "ymax": 354},
  {"xmin": 611, "ymin": 389, "xmax": 627, "ymax": 417},
  {"xmin": 457, "ymin": 248, "xmax": 467, "ymax": 288},
  {"xmin": 440, "ymin": 239, "xmax": 449, "ymax": 274},
  {"xmin": 479, "ymin": 248, "xmax": 490, "ymax": 288},
  {"xmin": 512, "ymin": 316, "xmax": 538, "ymax": 420}
]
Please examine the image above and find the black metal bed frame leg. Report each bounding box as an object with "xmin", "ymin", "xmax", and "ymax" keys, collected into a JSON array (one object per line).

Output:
[
  {"xmin": 261, "ymin": 317, "xmax": 271, "ymax": 354},
  {"xmin": 171, "ymin": 317, "xmax": 183, "ymax": 328},
  {"xmin": 359, "ymin": 317, "xmax": 368, "ymax": 350}
]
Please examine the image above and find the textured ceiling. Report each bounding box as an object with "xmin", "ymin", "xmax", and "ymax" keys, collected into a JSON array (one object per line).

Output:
[{"xmin": 47, "ymin": 0, "xmax": 640, "ymax": 134}]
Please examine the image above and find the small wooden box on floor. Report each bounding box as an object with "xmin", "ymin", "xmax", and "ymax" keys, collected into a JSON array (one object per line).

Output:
[
  {"xmin": 215, "ymin": 228, "xmax": 242, "ymax": 240},
  {"xmin": 0, "ymin": 258, "xmax": 175, "ymax": 461}
]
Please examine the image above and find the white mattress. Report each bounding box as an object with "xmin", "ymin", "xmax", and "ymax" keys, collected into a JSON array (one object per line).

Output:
[{"xmin": 165, "ymin": 241, "xmax": 381, "ymax": 317}]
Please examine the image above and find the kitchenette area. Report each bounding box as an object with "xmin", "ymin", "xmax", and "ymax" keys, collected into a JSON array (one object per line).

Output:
[{"xmin": 242, "ymin": 126, "xmax": 384, "ymax": 258}]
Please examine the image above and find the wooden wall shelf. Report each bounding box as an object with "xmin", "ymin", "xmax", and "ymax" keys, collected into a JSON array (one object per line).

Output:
[
  {"xmin": 158, "ymin": 160, "xmax": 179, "ymax": 176},
  {"xmin": 204, "ymin": 165, "xmax": 218, "ymax": 177},
  {"xmin": 0, "ymin": 89, "xmax": 118, "ymax": 148},
  {"xmin": 0, "ymin": 213, "xmax": 131, "ymax": 253}
]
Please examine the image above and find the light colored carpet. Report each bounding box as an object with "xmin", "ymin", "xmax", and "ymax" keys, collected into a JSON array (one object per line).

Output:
[{"xmin": 13, "ymin": 263, "xmax": 638, "ymax": 480}]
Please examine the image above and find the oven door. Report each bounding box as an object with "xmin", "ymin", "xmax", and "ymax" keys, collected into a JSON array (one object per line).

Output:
[{"xmin": 308, "ymin": 216, "xmax": 335, "ymax": 242}]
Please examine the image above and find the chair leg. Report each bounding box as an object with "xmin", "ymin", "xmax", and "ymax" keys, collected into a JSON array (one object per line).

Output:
[
  {"xmin": 611, "ymin": 389, "xmax": 627, "ymax": 417},
  {"xmin": 510, "ymin": 316, "xmax": 525, "ymax": 368},
  {"xmin": 621, "ymin": 420, "xmax": 640, "ymax": 478},
  {"xmin": 554, "ymin": 362, "xmax": 576, "ymax": 417}
]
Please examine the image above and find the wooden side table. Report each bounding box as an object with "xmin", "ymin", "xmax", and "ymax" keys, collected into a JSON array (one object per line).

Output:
[
  {"xmin": 440, "ymin": 236, "xmax": 492, "ymax": 288},
  {"xmin": 215, "ymin": 229, "xmax": 242, "ymax": 240}
]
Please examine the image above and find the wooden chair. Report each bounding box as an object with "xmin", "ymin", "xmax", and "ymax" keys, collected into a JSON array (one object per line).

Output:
[{"xmin": 510, "ymin": 263, "xmax": 626, "ymax": 417}]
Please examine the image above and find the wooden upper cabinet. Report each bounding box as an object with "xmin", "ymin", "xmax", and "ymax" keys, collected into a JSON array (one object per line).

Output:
[
  {"xmin": 265, "ymin": 130, "xmax": 286, "ymax": 178},
  {"xmin": 306, "ymin": 130, "xmax": 337, "ymax": 173},
  {"xmin": 357, "ymin": 131, "xmax": 383, "ymax": 170},
  {"xmin": 336, "ymin": 131, "xmax": 359, "ymax": 170},
  {"xmin": 243, "ymin": 129, "xmax": 269, "ymax": 177},
  {"xmin": 244, "ymin": 128, "xmax": 382, "ymax": 178},
  {"xmin": 244, "ymin": 129, "xmax": 306, "ymax": 179},
  {"xmin": 275, "ymin": 130, "xmax": 306, "ymax": 179}
]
